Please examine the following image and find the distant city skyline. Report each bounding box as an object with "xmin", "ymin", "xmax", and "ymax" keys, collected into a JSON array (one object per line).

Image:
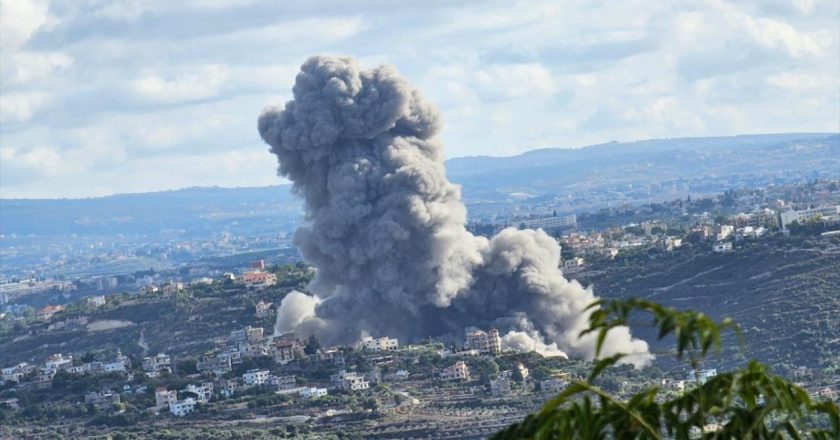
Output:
[{"xmin": 1, "ymin": 0, "xmax": 838, "ymax": 198}]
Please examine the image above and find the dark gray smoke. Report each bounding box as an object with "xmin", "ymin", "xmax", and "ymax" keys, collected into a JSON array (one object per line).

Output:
[{"xmin": 259, "ymin": 56, "xmax": 652, "ymax": 367}]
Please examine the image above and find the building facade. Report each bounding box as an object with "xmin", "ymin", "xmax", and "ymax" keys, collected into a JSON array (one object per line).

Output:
[
  {"xmin": 440, "ymin": 361, "xmax": 470, "ymax": 381},
  {"xmin": 464, "ymin": 328, "xmax": 502, "ymax": 355}
]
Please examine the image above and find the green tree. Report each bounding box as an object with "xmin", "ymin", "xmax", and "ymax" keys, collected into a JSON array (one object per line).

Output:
[
  {"xmin": 176, "ymin": 359, "xmax": 198, "ymax": 375},
  {"xmin": 492, "ymin": 298, "xmax": 839, "ymax": 439}
]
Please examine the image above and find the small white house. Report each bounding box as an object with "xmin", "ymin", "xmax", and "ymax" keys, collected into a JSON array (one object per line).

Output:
[
  {"xmin": 357, "ymin": 336, "xmax": 399, "ymax": 351},
  {"xmin": 300, "ymin": 387, "xmax": 328, "ymax": 399},
  {"xmin": 243, "ymin": 369, "xmax": 270, "ymax": 386},
  {"xmin": 183, "ymin": 382, "xmax": 213, "ymax": 403},
  {"xmin": 713, "ymin": 242, "xmax": 732, "ymax": 253},
  {"xmin": 169, "ymin": 398, "xmax": 196, "ymax": 417}
]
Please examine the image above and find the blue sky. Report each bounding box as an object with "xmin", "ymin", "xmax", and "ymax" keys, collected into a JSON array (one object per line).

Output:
[{"xmin": 1, "ymin": 0, "xmax": 838, "ymax": 198}]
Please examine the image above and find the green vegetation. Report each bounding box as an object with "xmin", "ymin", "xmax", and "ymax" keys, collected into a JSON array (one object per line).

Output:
[{"xmin": 492, "ymin": 298, "xmax": 839, "ymax": 439}]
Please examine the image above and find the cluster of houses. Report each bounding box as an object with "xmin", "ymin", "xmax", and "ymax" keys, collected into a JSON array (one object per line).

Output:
[
  {"xmin": 2, "ymin": 350, "xmax": 133, "ymax": 388},
  {"xmin": 554, "ymin": 204, "xmax": 840, "ymax": 262},
  {"xmin": 439, "ymin": 358, "xmax": 572, "ymax": 399},
  {"xmin": 194, "ymin": 326, "xmax": 313, "ymax": 377}
]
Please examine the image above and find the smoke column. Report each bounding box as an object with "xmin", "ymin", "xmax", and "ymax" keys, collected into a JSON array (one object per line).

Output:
[{"xmin": 259, "ymin": 56, "xmax": 652, "ymax": 367}]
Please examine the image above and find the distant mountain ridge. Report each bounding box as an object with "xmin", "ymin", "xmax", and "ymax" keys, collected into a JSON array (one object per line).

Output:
[
  {"xmin": 445, "ymin": 132, "xmax": 839, "ymax": 201},
  {"xmin": 445, "ymin": 133, "xmax": 835, "ymax": 177},
  {"xmin": 0, "ymin": 185, "xmax": 298, "ymax": 236},
  {"xmin": 1, "ymin": 133, "xmax": 838, "ymax": 236}
]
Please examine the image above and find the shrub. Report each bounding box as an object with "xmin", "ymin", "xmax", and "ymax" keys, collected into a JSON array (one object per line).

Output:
[{"xmin": 492, "ymin": 298, "xmax": 839, "ymax": 439}]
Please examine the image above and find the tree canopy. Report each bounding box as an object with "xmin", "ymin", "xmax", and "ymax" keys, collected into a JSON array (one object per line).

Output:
[{"xmin": 492, "ymin": 298, "xmax": 839, "ymax": 439}]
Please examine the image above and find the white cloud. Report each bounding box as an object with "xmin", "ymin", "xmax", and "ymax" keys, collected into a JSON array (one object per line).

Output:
[
  {"xmin": 0, "ymin": 145, "xmax": 64, "ymax": 188},
  {"xmin": 741, "ymin": 15, "xmax": 823, "ymax": 57},
  {"xmin": 132, "ymin": 65, "xmax": 229, "ymax": 104},
  {"xmin": 0, "ymin": 147, "xmax": 278, "ymax": 198},
  {"xmin": 767, "ymin": 72, "xmax": 836, "ymax": 91},
  {"xmin": 5, "ymin": 52, "xmax": 73, "ymax": 84},
  {"xmin": 0, "ymin": 0, "xmax": 837, "ymax": 197},
  {"xmin": 0, "ymin": 92, "xmax": 51, "ymax": 123},
  {"xmin": 475, "ymin": 63, "xmax": 558, "ymax": 98},
  {"xmin": 0, "ymin": 0, "xmax": 54, "ymax": 51},
  {"xmin": 87, "ymin": 0, "xmax": 264, "ymax": 22}
]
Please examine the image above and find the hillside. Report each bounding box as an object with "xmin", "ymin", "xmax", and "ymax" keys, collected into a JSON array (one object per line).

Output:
[
  {"xmin": 573, "ymin": 236, "xmax": 840, "ymax": 371},
  {"xmin": 2, "ymin": 238, "xmax": 838, "ymax": 371},
  {"xmin": 0, "ymin": 265, "xmax": 312, "ymax": 366}
]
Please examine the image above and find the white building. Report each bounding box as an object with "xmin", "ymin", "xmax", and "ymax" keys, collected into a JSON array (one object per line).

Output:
[
  {"xmin": 2, "ymin": 363, "xmax": 33, "ymax": 383},
  {"xmin": 331, "ymin": 370, "xmax": 370, "ymax": 391},
  {"xmin": 183, "ymin": 383, "xmax": 213, "ymax": 403},
  {"xmin": 300, "ymin": 387, "xmax": 328, "ymax": 399},
  {"xmin": 440, "ymin": 361, "xmax": 470, "ymax": 381},
  {"xmin": 781, "ymin": 205, "xmax": 840, "ymax": 228},
  {"xmin": 103, "ymin": 360, "xmax": 127, "ymax": 373},
  {"xmin": 357, "ymin": 336, "xmax": 399, "ymax": 351},
  {"xmin": 86, "ymin": 296, "xmax": 106, "ymax": 308},
  {"xmin": 687, "ymin": 368, "xmax": 718, "ymax": 385},
  {"xmin": 563, "ymin": 257, "xmax": 586, "ymax": 273},
  {"xmin": 143, "ymin": 353, "xmax": 172, "ymax": 377},
  {"xmin": 169, "ymin": 398, "xmax": 196, "ymax": 417},
  {"xmin": 44, "ymin": 354, "xmax": 73, "ymax": 372},
  {"xmin": 713, "ymin": 242, "xmax": 733, "ymax": 253},
  {"xmin": 101, "ymin": 350, "xmax": 130, "ymax": 374},
  {"xmin": 68, "ymin": 363, "xmax": 92, "ymax": 375},
  {"xmin": 716, "ymin": 225, "xmax": 734, "ymax": 241},
  {"xmin": 243, "ymin": 369, "xmax": 270, "ymax": 386},
  {"xmin": 661, "ymin": 378, "xmax": 686, "ymax": 392},
  {"xmin": 518, "ymin": 214, "xmax": 577, "ymax": 231}
]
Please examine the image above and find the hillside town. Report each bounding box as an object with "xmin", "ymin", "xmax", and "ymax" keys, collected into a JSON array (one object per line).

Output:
[
  {"xmin": 4, "ymin": 179, "xmax": 840, "ymax": 320},
  {"xmin": 1, "ymin": 180, "xmax": 839, "ymax": 438},
  {"xmin": 3, "ymin": 296, "xmax": 838, "ymax": 439}
]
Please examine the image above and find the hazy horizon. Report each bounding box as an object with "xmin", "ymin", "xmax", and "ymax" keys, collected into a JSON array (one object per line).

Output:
[
  {"xmin": 2, "ymin": 0, "xmax": 839, "ymax": 198},
  {"xmin": 0, "ymin": 131, "xmax": 835, "ymax": 200}
]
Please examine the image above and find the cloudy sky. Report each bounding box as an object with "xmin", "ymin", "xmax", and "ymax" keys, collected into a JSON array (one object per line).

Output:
[{"xmin": 1, "ymin": 0, "xmax": 838, "ymax": 198}]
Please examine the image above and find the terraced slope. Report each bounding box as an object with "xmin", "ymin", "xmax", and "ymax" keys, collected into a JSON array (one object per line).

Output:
[{"xmin": 575, "ymin": 238, "xmax": 840, "ymax": 370}]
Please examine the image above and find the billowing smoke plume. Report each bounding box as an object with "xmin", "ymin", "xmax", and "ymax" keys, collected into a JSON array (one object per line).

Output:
[{"xmin": 259, "ymin": 56, "xmax": 652, "ymax": 367}]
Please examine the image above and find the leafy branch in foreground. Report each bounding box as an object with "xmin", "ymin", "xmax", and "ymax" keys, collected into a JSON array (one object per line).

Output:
[{"xmin": 492, "ymin": 298, "xmax": 839, "ymax": 440}]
